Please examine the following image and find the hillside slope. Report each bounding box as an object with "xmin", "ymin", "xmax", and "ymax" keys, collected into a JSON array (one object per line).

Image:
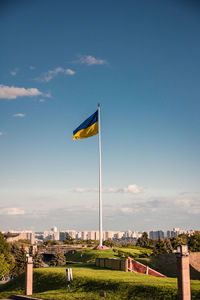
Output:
[
  {"xmin": 138, "ymin": 253, "xmax": 200, "ymax": 280},
  {"xmin": 0, "ymin": 264, "xmax": 200, "ymax": 299}
]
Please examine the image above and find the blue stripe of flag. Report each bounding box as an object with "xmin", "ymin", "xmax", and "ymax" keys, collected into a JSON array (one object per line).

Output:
[{"xmin": 73, "ymin": 110, "xmax": 98, "ymax": 136}]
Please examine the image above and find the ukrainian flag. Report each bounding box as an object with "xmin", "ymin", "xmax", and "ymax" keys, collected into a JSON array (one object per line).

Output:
[{"xmin": 73, "ymin": 110, "xmax": 98, "ymax": 140}]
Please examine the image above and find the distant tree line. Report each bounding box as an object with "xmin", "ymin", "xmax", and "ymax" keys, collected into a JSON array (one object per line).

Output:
[{"xmin": 136, "ymin": 231, "xmax": 200, "ymax": 255}]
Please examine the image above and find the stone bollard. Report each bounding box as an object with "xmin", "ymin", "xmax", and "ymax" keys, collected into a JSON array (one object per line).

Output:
[
  {"xmin": 100, "ymin": 291, "xmax": 106, "ymax": 298},
  {"xmin": 176, "ymin": 245, "xmax": 191, "ymax": 300},
  {"xmin": 25, "ymin": 254, "xmax": 33, "ymax": 296}
]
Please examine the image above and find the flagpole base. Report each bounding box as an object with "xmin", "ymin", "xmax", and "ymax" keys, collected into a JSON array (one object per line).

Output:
[{"xmin": 93, "ymin": 245, "xmax": 110, "ymax": 250}]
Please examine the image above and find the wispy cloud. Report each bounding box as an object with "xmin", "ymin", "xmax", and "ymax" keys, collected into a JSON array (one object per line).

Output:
[
  {"xmin": 43, "ymin": 91, "xmax": 51, "ymax": 98},
  {"xmin": 77, "ymin": 55, "xmax": 107, "ymax": 66},
  {"xmin": 10, "ymin": 68, "xmax": 19, "ymax": 76},
  {"xmin": 29, "ymin": 66, "xmax": 35, "ymax": 70},
  {"xmin": 74, "ymin": 187, "xmax": 95, "ymax": 193},
  {"xmin": 37, "ymin": 67, "xmax": 75, "ymax": 82},
  {"xmin": 13, "ymin": 113, "xmax": 25, "ymax": 118},
  {"xmin": 105, "ymin": 185, "xmax": 142, "ymax": 194},
  {"xmin": 0, "ymin": 85, "xmax": 42, "ymax": 99},
  {"xmin": 116, "ymin": 197, "xmax": 200, "ymax": 217},
  {"xmin": 74, "ymin": 184, "xmax": 142, "ymax": 194},
  {"xmin": 120, "ymin": 207, "xmax": 133, "ymax": 214},
  {"xmin": 174, "ymin": 198, "xmax": 200, "ymax": 215},
  {"xmin": 66, "ymin": 68, "xmax": 75, "ymax": 75},
  {"xmin": 0, "ymin": 131, "xmax": 6, "ymax": 136},
  {"xmin": 0, "ymin": 207, "xmax": 25, "ymax": 215}
]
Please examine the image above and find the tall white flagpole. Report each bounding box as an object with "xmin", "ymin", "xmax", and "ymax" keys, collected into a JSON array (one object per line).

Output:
[{"xmin": 98, "ymin": 103, "xmax": 103, "ymax": 247}]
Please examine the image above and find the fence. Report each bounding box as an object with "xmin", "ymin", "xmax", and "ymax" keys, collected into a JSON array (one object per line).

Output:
[{"xmin": 96, "ymin": 257, "xmax": 166, "ymax": 277}]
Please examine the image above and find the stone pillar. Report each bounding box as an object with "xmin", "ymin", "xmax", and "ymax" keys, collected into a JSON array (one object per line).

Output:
[
  {"xmin": 146, "ymin": 266, "xmax": 149, "ymax": 275},
  {"xmin": 176, "ymin": 245, "xmax": 191, "ymax": 300},
  {"xmin": 124, "ymin": 259, "xmax": 128, "ymax": 272},
  {"xmin": 25, "ymin": 255, "xmax": 33, "ymax": 295}
]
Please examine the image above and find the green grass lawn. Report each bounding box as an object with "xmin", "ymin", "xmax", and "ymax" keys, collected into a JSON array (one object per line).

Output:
[
  {"xmin": 116, "ymin": 246, "xmax": 152, "ymax": 257},
  {"xmin": 66, "ymin": 248, "xmax": 118, "ymax": 263},
  {"xmin": 0, "ymin": 263, "xmax": 200, "ymax": 299},
  {"xmin": 0, "ymin": 248, "xmax": 199, "ymax": 299},
  {"xmin": 65, "ymin": 246, "xmax": 152, "ymax": 264}
]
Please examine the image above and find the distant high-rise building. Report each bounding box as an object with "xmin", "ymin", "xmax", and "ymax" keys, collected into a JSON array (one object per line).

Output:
[
  {"xmin": 114, "ymin": 232, "xmax": 124, "ymax": 239},
  {"xmin": 81, "ymin": 231, "xmax": 88, "ymax": 240},
  {"xmin": 149, "ymin": 230, "xmax": 164, "ymax": 240},
  {"xmin": 87, "ymin": 231, "xmax": 96, "ymax": 240},
  {"xmin": 167, "ymin": 228, "xmax": 186, "ymax": 238},
  {"xmin": 59, "ymin": 231, "xmax": 68, "ymax": 242}
]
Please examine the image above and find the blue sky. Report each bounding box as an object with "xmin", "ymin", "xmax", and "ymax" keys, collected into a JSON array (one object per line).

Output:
[{"xmin": 0, "ymin": 0, "xmax": 199, "ymax": 231}]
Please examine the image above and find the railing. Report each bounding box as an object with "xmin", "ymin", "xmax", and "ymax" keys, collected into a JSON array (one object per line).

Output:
[{"xmin": 127, "ymin": 257, "xmax": 166, "ymax": 277}]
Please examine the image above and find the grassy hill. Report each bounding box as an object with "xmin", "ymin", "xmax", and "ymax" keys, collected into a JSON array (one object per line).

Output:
[
  {"xmin": 65, "ymin": 246, "xmax": 152, "ymax": 263},
  {"xmin": 66, "ymin": 248, "xmax": 117, "ymax": 263},
  {"xmin": 0, "ymin": 263, "xmax": 200, "ymax": 299},
  {"xmin": 1, "ymin": 247, "xmax": 200, "ymax": 299},
  {"xmin": 65, "ymin": 247, "xmax": 200, "ymax": 279}
]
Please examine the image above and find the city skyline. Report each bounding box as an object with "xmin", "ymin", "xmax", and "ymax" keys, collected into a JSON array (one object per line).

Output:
[
  {"xmin": 2, "ymin": 227, "xmax": 197, "ymax": 245},
  {"xmin": 0, "ymin": 1, "xmax": 200, "ymax": 231}
]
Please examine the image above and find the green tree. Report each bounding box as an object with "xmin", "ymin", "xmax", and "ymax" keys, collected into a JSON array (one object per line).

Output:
[
  {"xmin": 178, "ymin": 233, "xmax": 187, "ymax": 244},
  {"xmin": 0, "ymin": 232, "xmax": 15, "ymax": 275},
  {"xmin": 50, "ymin": 250, "xmax": 66, "ymax": 266},
  {"xmin": 11, "ymin": 244, "xmax": 27, "ymax": 275},
  {"xmin": 103, "ymin": 240, "xmax": 115, "ymax": 248},
  {"xmin": 63, "ymin": 235, "xmax": 74, "ymax": 245},
  {"xmin": 0, "ymin": 254, "xmax": 10, "ymax": 278},
  {"xmin": 148, "ymin": 239, "xmax": 157, "ymax": 247},
  {"xmin": 152, "ymin": 238, "xmax": 173, "ymax": 256},
  {"xmin": 0, "ymin": 232, "xmax": 11, "ymax": 261},
  {"xmin": 136, "ymin": 232, "xmax": 149, "ymax": 247},
  {"xmin": 170, "ymin": 234, "xmax": 186, "ymax": 249},
  {"xmin": 33, "ymin": 251, "xmax": 43, "ymax": 268},
  {"xmin": 188, "ymin": 231, "xmax": 200, "ymax": 252},
  {"xmin": 43, "ymin": 240, "xmax": 59, "ymax": 246},
  {"xmin": 164, "ymin": 239, "xmax": 173, "ymax": 253}
]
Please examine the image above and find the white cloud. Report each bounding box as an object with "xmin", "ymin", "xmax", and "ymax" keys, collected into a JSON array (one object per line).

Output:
[
  {"xmin": 105, "ymin": 187, "xmax": 119, "ymax": 193},
  {"xmin": 0, "ymin": 131, "xmax": 6, "ymax": 136},
  {"xmin": 75, "ymin": 187, "xmax": 95, "ymax": 193},
  {"xmin": 10, "ymin": 68, "xmax": 19, "ymax": 76},
  {"xmin": 116, "ymin": 197, "xmax": 200, "ymax": 218},
  {"xmin": 78, "ymin": 55, "xmax": 107, "ymax": 66},
  {"xmin": 74, "ymin": 184, "xmax": 142, "ymax": 195},
  {"xmin": 0, "ymin": 207, "xmax": 25, "ymax": 215},
  {"xmin": 29, "ymin": 66, "xmax": 35, "ymax": 70},
  {"xmin": 37, "ymin": 67, "xmax": 75, "ymax": 82},
  {"xmin": 124, "ymin": 184, "xmax": 142, "ymax": 194},
  {"xmin": 66, "ymin": 68, "xmax": 75, "ymax": 75},
  {"xmin": 13, "ymin": 113, "xmax": 25, "ymax": 118},
  {"xmin": 174, "ymin": 198, "xmax": 200, "ymax": 215},
  {"xmin": 39, "ymin": 99, "xmax": 45, "ymax": 103},
  {"xmin": 0, "ymin": 85, "xmax": 42, "ymax": 99},
  {"xmin": 120, "ymin": 207, "xmax": 133, "ymax": 214},
  {"xmin": 105, "ymin": 184, "xmax": 142, "ymax": 194}
]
